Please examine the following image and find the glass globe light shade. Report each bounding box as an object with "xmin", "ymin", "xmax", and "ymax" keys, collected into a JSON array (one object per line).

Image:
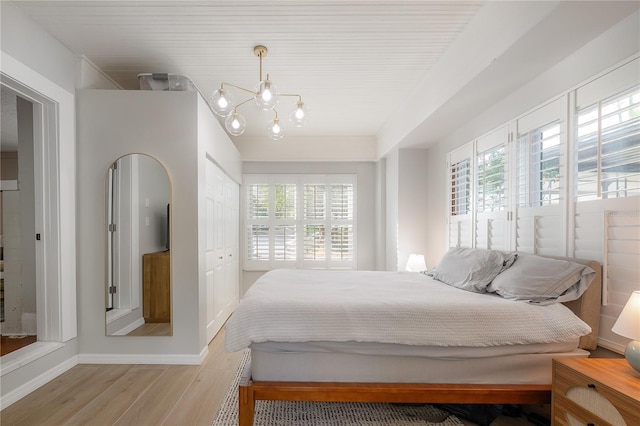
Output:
[
  {"xmin": 211, "ymin": 88, "xmax": 234, "ymax": 117},
  {"xmin": 224, "ymin": 112, "xmax": 247, "ymax": 136},
  {"xmin": 267, "ymin": 118, "xmax": 285, "ymax": 140},
  {"xmin": 289, "ymin": 101, "xmax": 310, "ymax": 127},
  {"xmin": 255, "ymin": 76, "xmax": 279, "ymax": 111}
]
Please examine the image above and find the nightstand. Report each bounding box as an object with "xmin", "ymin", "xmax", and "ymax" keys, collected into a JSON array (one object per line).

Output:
[{"xmin": 552, "ymin": 358, "xmax": 640, "ymax": 425}]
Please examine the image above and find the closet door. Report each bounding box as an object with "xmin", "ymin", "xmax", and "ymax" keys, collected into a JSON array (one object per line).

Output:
[
  {"xmin": 205, "ymin": 159, "xmax": 226, "ymax": 342},
  {"xmin": 222, "ymin": 176, "xmax": 239, "ymax": 315}
]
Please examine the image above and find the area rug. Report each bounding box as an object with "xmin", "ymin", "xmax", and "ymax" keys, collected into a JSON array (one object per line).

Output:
[{"xmin": 212, "ymin": 351, "xmax": 463, "ymax": 425}]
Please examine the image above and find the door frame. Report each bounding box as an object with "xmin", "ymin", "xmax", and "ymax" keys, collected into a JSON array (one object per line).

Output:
[{"xmin": 0, "ymin": 52, "xmax": 76, "ymax": 352}]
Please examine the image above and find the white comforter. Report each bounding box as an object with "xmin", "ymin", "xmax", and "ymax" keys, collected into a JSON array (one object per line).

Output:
[{"xmin": 225, "ymin": 269, "xmax": 591, "ymax": 352}]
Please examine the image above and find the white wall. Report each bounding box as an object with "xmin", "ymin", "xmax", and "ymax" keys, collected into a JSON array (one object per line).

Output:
[
  {"xmin": 0, "ymin": 3, "xmax": 76, "ymax": 93},
  {"xmin": 75, "ymin": 55, "xmax": 122, "ymax": 90},
  {"xmin": 240, "ymin": 161, "xmax": 377, "ymax": 293},
  {"xmin": 76, "ymin": 90, "xmax": 202, "ymax": 361},
  {"xmin": 383, "ymin": 149, "xmax": 430, "ymax": 271},
  {"xmin": 76, "ymin": 89, "xmax": 241, "ymax": 361},
  {"xmin": 397, "ymin": 150, "xmax": 430, "ymax": 270},
  {"xmin": 0, "ymin": 1, "xmax": 78, "ymax": 408},
  {"xmin": 384, "ymin": 150, "xmax": 399, "ymax": 271},
  {"xmin": 235, "ymin": 136, "xmax": 377, "ymax": 162},
  {"xmin": 374, "ymin": 159, "xmax": 386, "ymax": 270},
  {"xmin": 421, "ymin": 11, "xmax": 640, "ymax": 268}
]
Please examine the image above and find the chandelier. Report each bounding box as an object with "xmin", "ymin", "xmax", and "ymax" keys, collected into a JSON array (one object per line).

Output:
[{"xmin": 210, "ymin": 45, "xmax": 309, "ymax": 140}]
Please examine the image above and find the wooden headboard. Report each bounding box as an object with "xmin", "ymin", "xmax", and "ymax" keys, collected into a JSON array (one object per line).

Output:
[{"xmin": 550, "ymin": 257, "xmax": 602, "ymax": 351}]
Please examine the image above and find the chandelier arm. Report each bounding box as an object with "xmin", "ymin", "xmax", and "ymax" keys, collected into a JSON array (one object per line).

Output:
[
  {"xmin": 234, "ymin": 97, "xmax": 254, "ymax": 111},
  {"xmin": 220, "ymin": 82, "xmax": 256, "ymax": 95}
]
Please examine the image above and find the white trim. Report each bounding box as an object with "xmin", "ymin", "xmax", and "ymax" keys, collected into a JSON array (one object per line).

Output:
[
  {"xmin": 110, "ymin": 317, "xmax": 145, "ymax": 336},
  {"xmin": 0, "ymin": 351, "xmax": 77, "ymax": 410},
  {"xmin": 199, "ymin": 344, "xmax": 209, "ymax": 364},
  {"xmin": 75, "ymin": 54, "xmax": 123, "ymax": 90},
  {"xmin": 1, "ymin": 51, "xmax": 77, "ymax": 343},
  {"xmin": 0, "ymin": 342, "xmax": 65, "ymax": 377},
  {"xmin": 106, "ymin": 308, "xmax": 132, "ymax": 324},
  {"xmin": 0, "ymin": 180, "xmax": 18, "ymax": 190},
  {"xmin": 78, "ymin": 352, "xmax": 204, "ymax": 365},
  {"xmin": 597, "ymin": 339, "xmax": 626, "ymax": 355}
]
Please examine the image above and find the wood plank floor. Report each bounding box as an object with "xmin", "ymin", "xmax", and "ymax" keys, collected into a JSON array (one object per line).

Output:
[
  {"xmin": 0, "ymin": 333, "xmax": 623, "ymax": 426},
  {"xmin": 0, "ymin": 328, "xmax": 243, "ymax": 426}
]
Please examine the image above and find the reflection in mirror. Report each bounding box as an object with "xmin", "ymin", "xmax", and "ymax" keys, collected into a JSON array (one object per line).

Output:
[{"xmin": 106, "ymin": 154, "xmax": 171, "ymax": 336}]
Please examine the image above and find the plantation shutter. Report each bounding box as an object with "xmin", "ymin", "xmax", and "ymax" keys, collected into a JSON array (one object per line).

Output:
[
  {"xmin": 575, "ymin": 85, "xmax": 640, "ymax": 201},
  {"xmin": 475, "ymin": 126, "xmax": 510, "ymax": 251},
  {"xmin": 330, "ymin": 183, "xmax": 354, "ymax": 262},
  {"xmin": 448, "ymin": 144, "xmax": 473, "ymax": 248},
  {"xmin": 244, "ymin": 174, "xmax": 356, "ymax": 270},
  {"xmin": 573, "ymin": 59, "xmax": 640, "ymax": 331},
  {"xmin": 515, "ymin": 99, "xmax": 566, "ymax": 256},
  {"xmin": 273, "ymin": 184, "xmax": 296, "ymax": 261},
  {"xmin": 246, "ymin": 183, "xmax": 269, "ymax": 262},
  {"xmin": 303, "ymin": 182, "xmax": 327, "ymax": 263}
]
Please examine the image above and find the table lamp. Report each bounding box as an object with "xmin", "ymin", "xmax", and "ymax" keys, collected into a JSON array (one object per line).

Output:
[
  {"xmin": 405, "ymin": 254, "xmax": 427, "ymax": 272},
  {"xmin": 611, "ymin": 290, "xmax": 640, "ymax": 373}
]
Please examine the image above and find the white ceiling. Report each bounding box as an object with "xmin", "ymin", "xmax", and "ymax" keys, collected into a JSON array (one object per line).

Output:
[
  {"xmin": 7, "ymin": 1, "xmax": 640, "ymax": 151},
  {"xmin": 10, "ymin": 0, "xmax": 484, "ymax": 139}
]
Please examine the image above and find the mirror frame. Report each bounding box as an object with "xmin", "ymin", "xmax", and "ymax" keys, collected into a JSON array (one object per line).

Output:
[{"xmin": 105, "ymin": 153, "xmax": 172, "ymax": 336}]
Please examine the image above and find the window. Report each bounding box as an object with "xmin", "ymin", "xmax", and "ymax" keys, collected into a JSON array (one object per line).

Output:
[
  {"xmin": 576, "ymin": 85, "xmax": 640, "ymax": 201},
  {"xmin": 476, "ymin": 144, "xmax": 507, "ymax": 212},
  {"xmin": 245, "ymin": 175, "xmax": 356, "ymax": 270},
  {"xmin": 450, "ymin": 159, "xmax": 471, "ymax": 216},
  {"xmin": 517, "ymin": 121, "xmax": 561, "ymax": 207}
]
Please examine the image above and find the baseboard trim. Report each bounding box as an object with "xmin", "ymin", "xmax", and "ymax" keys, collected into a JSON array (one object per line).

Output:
[
  {"xmin": 597, "ymin": 338, "xmax": 626, "ymax": 355},
  {"xmin": 199, "ymin": 344, "xmax": 209, "ymax": 364},
  {"xmin": 111, "ymin": 317, "xmax": 145, "ymax": 335},
  {"xmin": 78, "ymin": 352, "xmax": 204, "ymax": 365},
  {"xmin": 0, "ymin": 353, "xmax": 78, "ymax": 410},
  {"xmin": 0, "ymin": 342, "xmax": 65, "ymax": 376}
]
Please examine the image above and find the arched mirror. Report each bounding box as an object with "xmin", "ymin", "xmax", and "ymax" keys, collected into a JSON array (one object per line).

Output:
[{"xmin": 105, "ymin": 154, "xmax": 171, "ymax": 336}]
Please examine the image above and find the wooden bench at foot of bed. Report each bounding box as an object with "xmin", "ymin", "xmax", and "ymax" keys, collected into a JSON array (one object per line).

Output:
[{"xmin": 237, "ymin": 360, "xmax": 551, "ymax": 426}]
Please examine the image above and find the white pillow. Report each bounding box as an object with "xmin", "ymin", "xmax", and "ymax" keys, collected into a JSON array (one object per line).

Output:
[
  {"xmin": 487, "ymin": 254, "xmax": 596, "ymax": 304},
  {"xmin": 427, "ymin": 247, "xmax": 517, "ymax": 293}
]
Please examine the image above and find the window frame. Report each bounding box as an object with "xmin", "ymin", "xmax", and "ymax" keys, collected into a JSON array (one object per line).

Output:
[
  {"xmin": 575, "ymin": 84, "xmax": 640, "ymax": 202},
  {"xmin": 243, "ymin": 174, "xmax": 357, "ymax": 271}
]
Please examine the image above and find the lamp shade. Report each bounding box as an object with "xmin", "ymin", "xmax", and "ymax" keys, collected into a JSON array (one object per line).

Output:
[
  {"xmin": 612, "ymin": 291, "xmax": 640, "ymax": 340},
  {"xmin": 405, "ymin": 254, "xmax": 427, "ymax": 272},
  {"xmin": 289, "ymin": 101, "xmax": 310, "ymax": 127},
  {"xmin": 255, "ymin": 76, "xmax": 279, "ymax": 111},
  {"xmin": 267, "ymin": 118, "xmax": 285, "ymax": 140},
  {"xmin": 211, "ymin": 88, "xmax": 234, "ymax": 117},
  {"xmin": 224, "ymin": 112, "xmax": 246, "ymax": 136}
]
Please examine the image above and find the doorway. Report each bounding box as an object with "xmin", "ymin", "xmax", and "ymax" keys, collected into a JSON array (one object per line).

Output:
[{"xmin": 1, "ymin": 84, "xmax": 38, "ymax": 356}]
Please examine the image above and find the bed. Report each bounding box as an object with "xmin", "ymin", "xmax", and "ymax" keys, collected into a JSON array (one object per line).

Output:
[{"xmin": 225, "ymin": 253, "xmax": 601, "ymax": 426}]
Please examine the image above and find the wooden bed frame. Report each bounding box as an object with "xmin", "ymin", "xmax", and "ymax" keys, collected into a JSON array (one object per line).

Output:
[{"xmin": 237, "ymin": 258, "xmax": 602, "ymax": 426}]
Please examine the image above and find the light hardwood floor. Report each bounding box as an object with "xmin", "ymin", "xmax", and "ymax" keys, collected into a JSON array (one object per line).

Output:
[
  {"xmin": 0, "ymin": 333, "xmax": 622, "ymax": 426},
  {"xmin": 0, "ymin": 329, "xmax": 243, "ymax": 426}
]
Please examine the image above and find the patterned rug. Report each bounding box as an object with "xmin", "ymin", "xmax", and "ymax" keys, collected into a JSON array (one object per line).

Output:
[{"xmin": 213, "ymin": 351, "xmax": 463, "ymax": 425}]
